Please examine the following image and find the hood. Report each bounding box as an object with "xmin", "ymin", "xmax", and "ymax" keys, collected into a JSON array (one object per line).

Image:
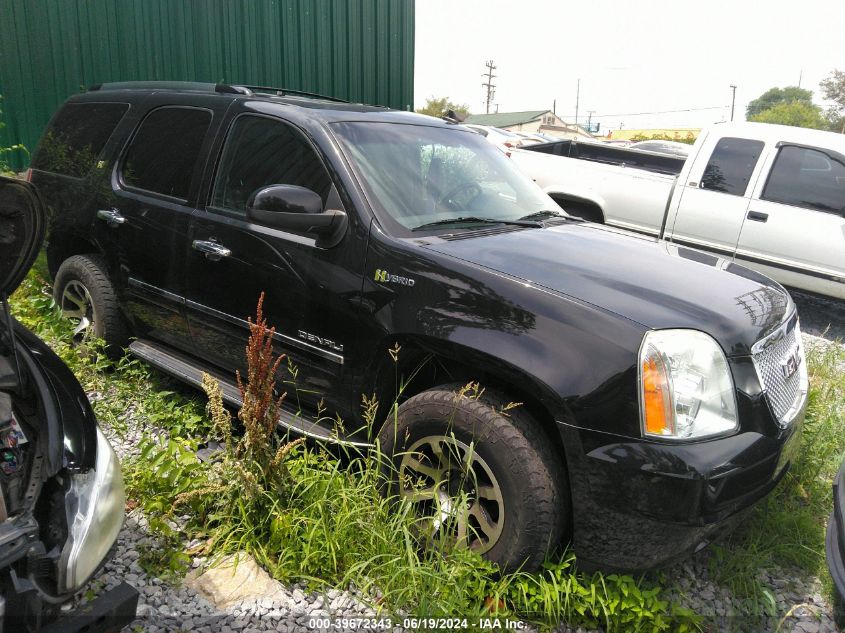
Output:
[
  {"xmin": 0, "ymin": 176, "xmax": 44, "ymax": 298},
  {"xmin": 422, "ymin": 222, "xmax": 792, "ymax": 356},
  {"xmin": 1, "ymin": 176, "xmax": 45, "ymax": 391}
]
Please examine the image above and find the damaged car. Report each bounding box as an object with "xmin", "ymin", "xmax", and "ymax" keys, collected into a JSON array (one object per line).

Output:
[{"xmin": 0, "ymin": 176, "xmax": 136, "ymax": 632}]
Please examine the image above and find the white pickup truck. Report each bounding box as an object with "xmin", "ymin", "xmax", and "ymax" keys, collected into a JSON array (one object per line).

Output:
[{"xmin": 511, "ymin": 122, "xmax": 845, "ymax": 299}]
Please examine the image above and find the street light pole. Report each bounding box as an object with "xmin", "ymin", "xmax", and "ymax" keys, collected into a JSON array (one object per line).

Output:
[{"xmin": 730, "ymin": 84, "xmax": 737, "ymax": 122}]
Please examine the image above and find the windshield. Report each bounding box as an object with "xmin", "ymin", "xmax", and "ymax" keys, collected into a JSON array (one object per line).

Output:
[{"xmin": 331, "ymin": 122, "xmax": 560, "ymax": 235}]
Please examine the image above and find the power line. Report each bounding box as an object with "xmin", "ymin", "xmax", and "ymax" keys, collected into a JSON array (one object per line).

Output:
[{"xmin": 555, "ymin": 105, "xmax": 729, "ymax": 119}]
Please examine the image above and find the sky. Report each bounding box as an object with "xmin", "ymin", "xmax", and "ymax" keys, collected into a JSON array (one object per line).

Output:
[{"xmin": 414, "ymin": 0, "xmax": 844, "ymax": 133}]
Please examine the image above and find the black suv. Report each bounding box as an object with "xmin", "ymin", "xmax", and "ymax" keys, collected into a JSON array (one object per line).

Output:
[{"xmin": 31, "ymin": 82, "xmax": 808, "ymax": 572}]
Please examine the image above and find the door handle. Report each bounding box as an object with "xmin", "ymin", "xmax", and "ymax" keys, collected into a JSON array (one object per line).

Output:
[
  {"xmin": 96, "ymin": 208, "xmax": 126, "ymax": 228},
  {"xmin": 192, "ymin": 239, "xmax": 231, "ymax": 262},
  {"xmin": 747, "ymin": 211, "xmax": 769, "ymax": 223}
]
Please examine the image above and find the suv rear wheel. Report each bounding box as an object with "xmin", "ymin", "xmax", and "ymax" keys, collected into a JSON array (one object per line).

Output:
[
  {"xmin": 378, "ymin": 383, "xmax": 569, "ymax": 571},
  {"xmin": 53, "ymin": 255, "xmax": 127, "ymax": 358}
]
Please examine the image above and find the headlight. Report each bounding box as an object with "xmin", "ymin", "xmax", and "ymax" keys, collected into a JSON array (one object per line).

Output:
[
  {"xmin": 638, "ymin": 329, "xmax": 738, "ymax": 440},
  {"xmin": 58, "ymin": 427, "xmax": 125, "ymax": 593}
]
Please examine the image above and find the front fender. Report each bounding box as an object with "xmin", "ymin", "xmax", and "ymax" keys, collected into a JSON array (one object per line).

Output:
[
  {"xmin": 14, "ymin": 321, "xmax": 97, "ymax": 473},
  {"xmin": 359, "ymin": 236, "xmax": 647, "ymax": 439}
]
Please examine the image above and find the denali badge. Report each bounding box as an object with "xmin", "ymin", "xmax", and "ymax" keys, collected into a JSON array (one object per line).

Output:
[
  {"xmin": 374, "ymin": 268, "xmax": 415, "ymax": 286},
  {"xmin": 780, "ymin": 345, "xmax": 802, "ymax": 379},
  {"xmin": 297, "ymin": 330, "xmax": 344, "ymax": 353}
]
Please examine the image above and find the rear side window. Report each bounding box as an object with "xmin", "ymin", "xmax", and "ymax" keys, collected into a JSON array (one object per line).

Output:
[
  {"xmin": 211, "ymin": 115, "xmax": 332, "ymax": 213},
  {"xmin": 121, "ymin": 107, "xmax": 211, "ymax": 200},
  {"xmin": 700, "ymin": 137, "xmax": 764, "ymax": 196},
  {"xmin": 32, "ymin": 102, "xmax": 128, "ymax": 178},
  {"xmin": 762, "ymin": 145, "xmax": 845, "ymax": 214}
]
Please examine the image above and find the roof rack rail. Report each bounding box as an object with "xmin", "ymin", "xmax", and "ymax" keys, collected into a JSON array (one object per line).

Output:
[
  {"xmin": 239, "ymin": 85, "xmax": 349, "ymax": 103},
  {"xmin": 215, "ymin": 83, "xmax": 252, "ymax": 95},
  {"xmin": 87, "ymin": 81, "xmax": 253, "ymax": 96}
]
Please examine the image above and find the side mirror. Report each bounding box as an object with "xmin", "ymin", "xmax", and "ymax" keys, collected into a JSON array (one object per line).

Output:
[{"xmin": 246, "ymin": 184, "xmax": 347, "ymax": 247}]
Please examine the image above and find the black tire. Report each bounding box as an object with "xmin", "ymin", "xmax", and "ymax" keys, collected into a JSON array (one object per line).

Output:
[
  {"xmin": 378, "ymin": 384, "xmax": 569, "ymax": 571},
  {"xmin": 53, "ymin": 254, "xmax": 128, "ymax": 359}
]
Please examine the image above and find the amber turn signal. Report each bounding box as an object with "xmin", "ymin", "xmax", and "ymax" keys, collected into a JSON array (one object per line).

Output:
[{"xmin": 641, "ymin": 353, "xmax": 674, "ymax": 436}]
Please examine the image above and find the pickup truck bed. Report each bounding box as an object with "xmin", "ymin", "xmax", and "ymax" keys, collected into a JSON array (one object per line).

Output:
[
  {"xmin": 512, "ymin": 143, "xmax": 676, "ymax": 234},
  {"xmin": 527, "ymin": 140, "xmax": 685, "ymax": 176}
]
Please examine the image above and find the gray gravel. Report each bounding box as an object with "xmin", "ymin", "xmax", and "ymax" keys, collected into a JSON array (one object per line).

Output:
[
  {"xmin": 792, "ymin": 289, "xmax": 845, "ymax": 341},
  {"xmin": 662, "ymin": 550, "xmax": 840, "ymax": 632},
  {"xmin": 75, "ymin": 296, "xmax": 844, "ymax": 632},
  {"xmin": 81, "ymin": 514, "xmax": 389, "ymax": 633}
]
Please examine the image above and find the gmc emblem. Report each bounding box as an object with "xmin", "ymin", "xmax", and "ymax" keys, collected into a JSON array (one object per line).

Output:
[{"xmin": 780, "ymin": 345, "xmax": 802, "ymax": 379}]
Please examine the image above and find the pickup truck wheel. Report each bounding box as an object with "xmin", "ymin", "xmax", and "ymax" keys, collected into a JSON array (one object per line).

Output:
[
  {"xmin": 379, "ymin": 384, "xmax": 569, "ymax": 571},
  {"xmin": 53, "ymin": 255, "xmax": 127, "ymax": 359}
]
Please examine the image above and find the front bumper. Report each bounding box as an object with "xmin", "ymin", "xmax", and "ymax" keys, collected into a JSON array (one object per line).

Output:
[
  {"xmin": 559, "ymin": 407, "xmax": 804, "ymax": 571},
  {"xmin": 0, "ymin": 581, "xmax": 137, "ymax": 633},
  {"xmin": 826, "ymin": 461, "xmax": 845, "ymax": 603}
]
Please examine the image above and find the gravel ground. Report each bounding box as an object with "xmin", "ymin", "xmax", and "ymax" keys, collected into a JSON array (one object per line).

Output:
[
  {"xmin": 662, "ymin": 550, "xmax": 840, "ymax": 632},
  {"xmin": 75, "ymin": 296, "xmax": 844, "ymax": 633},
  {"xmin": 791, "ymin": 289, "xmax": 845, "ymax": 341}
]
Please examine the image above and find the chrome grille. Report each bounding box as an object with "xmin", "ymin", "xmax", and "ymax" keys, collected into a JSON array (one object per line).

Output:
[{"xmin": 752, "ymin": 320, "xmax": 807, "ymax": 425}]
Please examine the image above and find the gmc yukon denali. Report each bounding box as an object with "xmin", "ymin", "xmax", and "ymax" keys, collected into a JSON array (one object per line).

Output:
[{"xmin": 29, "ymin": 82, "xmax": 808, "ymax": 572}]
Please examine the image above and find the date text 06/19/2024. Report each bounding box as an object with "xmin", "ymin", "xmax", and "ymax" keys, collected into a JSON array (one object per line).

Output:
[{"xmin": 307, "ymin": 617, "xmax": 527, "ymax": 629}]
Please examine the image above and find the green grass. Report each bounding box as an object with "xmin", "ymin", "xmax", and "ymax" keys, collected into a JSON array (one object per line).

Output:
[{"xmin": 708, "ymin": 339, "xmax": 845, "ymax": 615}]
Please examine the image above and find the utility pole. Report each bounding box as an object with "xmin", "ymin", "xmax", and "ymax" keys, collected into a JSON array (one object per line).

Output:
[
  {"xmin": 587, "ymin": 110, "xmax": 596, "ymax": 130},
  {"xmin": 730, "ymin": 84, "xmax": 737, "ymax": 121},
  {"xmin": 482, "ymin": 60, "xmax": 497, "ymax": 115},
  {"xmin": 575, "ymin": 78, "xmax": 580, "ymax": 125}
]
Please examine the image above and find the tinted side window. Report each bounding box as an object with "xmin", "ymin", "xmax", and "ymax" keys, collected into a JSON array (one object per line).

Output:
[
  {"xmin": 700, "ymin": 137, "xmax": 764, "ymax": 196},
  {"xmin": 762, "ymin": 146, "xmax": 845, "ymax": 214},
  {"xmin": 122, "ymin": 107, "xmax": 211, "ymax": 199},
  {"xmin": 212, "ymin": 116, "xmax": 332, "ymax": 213},
  {"xmin": 32, "ymin": 102, "xmax": 129, "ymax": 178}
]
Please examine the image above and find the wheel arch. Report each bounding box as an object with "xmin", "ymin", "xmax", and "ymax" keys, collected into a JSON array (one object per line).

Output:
[
  {"xmin": 366, "ymin": 334, "xmax": 569, "ymax": 462},
  {"xmin": 46, "ymin": 231, "xmax": 102, "ymax": 279},
  {"xmin": 545, "ymin": 191, "xmax": 606, "ymax": 224}
]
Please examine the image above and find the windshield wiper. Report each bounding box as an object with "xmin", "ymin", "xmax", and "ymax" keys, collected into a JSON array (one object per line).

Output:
[
  {"xmin": 517, "ymin": 209, "xmax": 568, "ymax": 222},
  {"xmin": 412, "ymin": 216, "xmax": 541, "ymax": 232}
]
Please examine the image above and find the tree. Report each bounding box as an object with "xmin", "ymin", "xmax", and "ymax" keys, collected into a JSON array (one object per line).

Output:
[
  {"xmin": 416, "ymin": 96, "xmax": 469, "ymax": 119},
  {"xmin": 820, "ymin": 69, "xmax": 845, "ymax": 133},
  {"xmin": 748, "ymin": 101, "xmax": 828, "ymax": 130},
  {"xmin": 746, "ymin": 86, "xmax": 813, "ymax": 119}
]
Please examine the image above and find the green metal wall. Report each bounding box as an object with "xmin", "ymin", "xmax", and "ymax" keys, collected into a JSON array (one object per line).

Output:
[{"xmin": 0, "ymin": 0, "xmax": 415, "ymax": 169}]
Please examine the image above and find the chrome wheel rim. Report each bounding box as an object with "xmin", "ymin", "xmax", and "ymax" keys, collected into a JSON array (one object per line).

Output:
[
  {"xmin": 60, "ymin": 280, "xmax": 96, "ymax": 343},
  {"xmin": 399, "ymin": 435, "xmax": 505, "ymax": 553}
]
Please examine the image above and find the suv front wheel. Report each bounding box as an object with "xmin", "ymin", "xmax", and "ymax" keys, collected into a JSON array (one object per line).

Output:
[
  {"xmin": 53, "ymin": 255, "xmax": 127, "ymax": 358},
  {"xmin": 378, "ymin": 383, "xmax": 569, "ymax": 571}
]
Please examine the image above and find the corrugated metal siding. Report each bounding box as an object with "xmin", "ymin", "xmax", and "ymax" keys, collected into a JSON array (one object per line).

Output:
[{"xmin": 0, "ymin": 0, "xmax": 415, "ymax": 170}]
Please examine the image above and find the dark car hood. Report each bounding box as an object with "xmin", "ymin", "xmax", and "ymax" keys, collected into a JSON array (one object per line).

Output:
[
  {"xmin": 0, "ymin": 176, "xmax": 45, "ymax": 298},
  {"xmin": 422, "ymin": 222, "xmax": 792, "ymax": 356}
]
